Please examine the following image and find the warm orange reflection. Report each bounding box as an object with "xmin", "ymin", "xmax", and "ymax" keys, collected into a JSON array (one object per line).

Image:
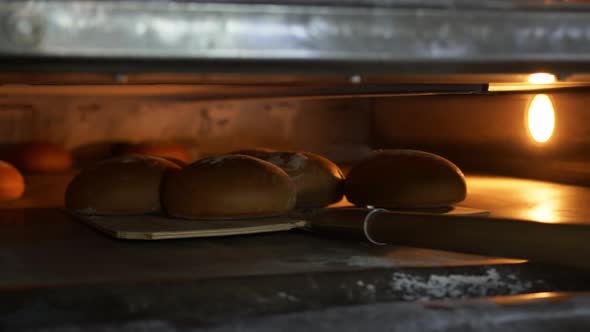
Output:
[
  {"xmin": 463, "ymin": 176, "xmax": 576, "ymax": 224},
  {"xmin": 491, "ymin": 292, "xmax": 569, "ymax": 306},
  {"xmin": 327, "ymin": 196, "xmax": 353, "ymax": 208},
  {"xmin": 527, "ymin": 187, "xmax": 558, "ymax": 223}
]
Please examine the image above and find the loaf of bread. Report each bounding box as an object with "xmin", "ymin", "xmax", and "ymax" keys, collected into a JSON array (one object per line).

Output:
[
  {"xmin": 0, "ymin": 161, "xmax": 25, "ymax": 200},
  {"xmin": 231, "ymin": 147, "xmax": 275, "ymax": 159},
  {"xmin": 65, "ymin": 155, "xmax": 181, "ymax": 215},
  {"xmin": 120, "ymin": 141, "xmax": 190, "ymax": 164},
  {"xmin": 344, "ymin": 150, "xmax": 467, "ymax": 208},
  {"xmin": 162, "ymin": 155, "xmax": 296, "ymax": 219},
  {"xmin": 235, "ymin": 150, "xmax": 344, "ymax": 208},
  {"xmin": 8, "ymin": 142, "xmax": 72, "ymax": 173}
]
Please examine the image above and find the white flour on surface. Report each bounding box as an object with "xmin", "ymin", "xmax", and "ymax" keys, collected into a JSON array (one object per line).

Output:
[
  {"xmin": 277, "ymin": 292, "xmax": 300, "ymax": 303},
  {"xmin": 356, "ymin": 280, "xmax": 377, "ymax": 300},
  {"xmin": 390, "ymin": 268, "xmax": 533, "ymax": 301},
  {"xmin": 266, "ymin": 153, "xmax": 308, "ymax": 172},
  {"xmin": 345, "ymin": 255, "xmax": 398, "ymax": 268}
]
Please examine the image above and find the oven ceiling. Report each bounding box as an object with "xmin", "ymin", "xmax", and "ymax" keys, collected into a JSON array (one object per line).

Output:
[{"xmin": 2, "ymin": 0, "xmax": 590, "ymax": 93}]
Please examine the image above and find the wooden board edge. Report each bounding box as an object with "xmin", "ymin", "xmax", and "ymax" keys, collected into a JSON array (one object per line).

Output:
[
  {"xmin": 138, "ymin": 220, "xmax": 308, "ymax": 240},
  {"xmin": 451, "ymin": 206, "xmax": 491, "ymax": 216},
  {"xmin": 74, "ymin": 214, "xmax": 124, "ymax": 239},
  {"xmin": 74, "ymin": 213, "xmax": 308, "ymax": 240}
]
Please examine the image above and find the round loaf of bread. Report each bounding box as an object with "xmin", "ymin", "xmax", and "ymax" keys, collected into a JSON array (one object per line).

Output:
[
  {"xmin": 238, "ymin": 151, "xmax": 344, "ymax": 208},
  {"xmin": 9, "ymin": 142, "xmax": 72, "ymax": 173},
  {"xmin": 0, "ymin": 161, "xmax": 25, "ymax": 201},
  {"xmin": 65, "ymin": 155, "xmax": 181, "ymax": 215},
  {"xmin": 345, "ymin": 150, "xmax": 467, "ymax": 208},
  {"xmin": 121, "ymin": 142, "xmax": 190, "ymax": 163},
  {"xmin": 230, "ymin": 147, "xmax": 275, "ymax": 159},
  {"xmin": 162, "ymin": 155, "xmax": 296, "ymax": 219}
]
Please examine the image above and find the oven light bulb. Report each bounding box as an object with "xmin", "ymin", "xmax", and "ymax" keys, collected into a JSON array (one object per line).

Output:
[
  {"xmin": 528, "ymin": 73, "xmax": 556, "ymax": 84},
  {"xmin": 527, "ymin": 94, "xmax": 555, "ymax": 143}
]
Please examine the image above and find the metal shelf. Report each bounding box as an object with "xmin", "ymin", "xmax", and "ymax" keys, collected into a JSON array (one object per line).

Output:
[{"xmin": 0, "ymin": 0, "xmax": 590, "ymax": 93}]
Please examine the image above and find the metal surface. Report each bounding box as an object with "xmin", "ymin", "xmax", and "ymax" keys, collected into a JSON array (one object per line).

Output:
[
  {"xmin": 0, "ymin": 83, "xmax": 488, "ymax": 99},
  {"xmin": 204, "ymin": 292, "xmax": 590, "ymax": 332},
  {"xmin": 2, "ymin": 274, "xmax": 589, "ymax": 331},
  {"xmin": 2, "ymin": 1, "xmax": 590, "ymax": 77},
  {"xmin": 0, "ymin": 207, "xmax": 523, "ymax": 289}
]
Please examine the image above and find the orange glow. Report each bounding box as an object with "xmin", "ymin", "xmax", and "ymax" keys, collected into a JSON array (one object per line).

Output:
[
  {"xmin": 464, "ymin": 176, "xmax": 575, "ymax": 224},
  {"xmin": 529, "ymin": 204, "xmax": 556, "ymax": 223},
  {"xmin": 491, "ymin": 292, "xmax": 567, "ymax": 306},
  {"xmin": 526, "ymin": 186, "xmax": 559, "ymax": 223},
  {"xmin": 528, "ymin": 73, "xmax": 556, "ymax": 84},
  {"xmin": 527, "ymin": 94, "xmax": 555, "ymax": 143}
]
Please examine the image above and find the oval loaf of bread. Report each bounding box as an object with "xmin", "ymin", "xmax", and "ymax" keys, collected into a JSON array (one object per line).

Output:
[
  {"xmin": 162, "ymin": 154, "xmax": 296, "ymax": 219},
  {"xmin": 235, "ymin": 150, "xmax": 345, "ymax": 208},
  {"xmin": 65, "ymin": 155, "xmax": 181, "ymax": 215},
  {"xmin": 345, "ymin": 149, "xmax": 467, "ymax": 208}
]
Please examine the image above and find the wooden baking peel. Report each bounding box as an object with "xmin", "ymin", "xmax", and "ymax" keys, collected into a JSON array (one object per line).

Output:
[{"xmin": 72, "ymin": 205, "xmax": 590, "ymax": 270}]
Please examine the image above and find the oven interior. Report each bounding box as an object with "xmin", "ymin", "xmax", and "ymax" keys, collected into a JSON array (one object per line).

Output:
[{"xmin": 4, "ymin": 0, "xmax": 590, "ymax": 331}]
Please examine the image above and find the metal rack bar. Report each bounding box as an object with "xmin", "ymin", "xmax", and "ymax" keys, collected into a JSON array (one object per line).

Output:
[{"xmin": 1, "ymin": 0, "xmax": 590, "ymax": 76}]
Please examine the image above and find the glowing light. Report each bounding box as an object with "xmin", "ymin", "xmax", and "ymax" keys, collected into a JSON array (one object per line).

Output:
[
  {"xmin": 528, "ymin": 73, "xmax": 556, "ymax": 84},
  {"xmin": 527, "ymin": 94, "xmax": 555, "ymax": 143},
  {"xmin": 529, "ymin": 204, "xmax": 555, "ymax": 223}
]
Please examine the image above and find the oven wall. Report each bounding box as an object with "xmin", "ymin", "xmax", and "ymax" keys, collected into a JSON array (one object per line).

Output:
[
  {"xmin": 373, "ymin": 91, "xmax": 590, "ymax": 151},
  {"xmin": 0, "ymin": 96, "xmax": 373, "ymax": 163},
  {"xmin": 372, "ymin": 91, "xmax": 590, "ymax": 184},
  {"xmin": 4, "ymin": 90, "xmax": 590, "ymax": 181}
]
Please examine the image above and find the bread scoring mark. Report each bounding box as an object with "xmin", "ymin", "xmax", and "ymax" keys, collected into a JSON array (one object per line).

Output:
[
  {"xmin": 119, "ymin": 156, "xmax": 141, "ymax": 163},
  {"xmin": 377, "ymin": 149, "xmax": 437, "ymax": 158},
  {"xmin": 96, "ymin": 155, "xmax": 144, "ymax": 165},
  {"xmin": 266, "ymin": 153, "xmax": 308, "ymax": 172},
  {"xmin": 199, "ymin": 155, "xmax": 240, "ymax": 166}
]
